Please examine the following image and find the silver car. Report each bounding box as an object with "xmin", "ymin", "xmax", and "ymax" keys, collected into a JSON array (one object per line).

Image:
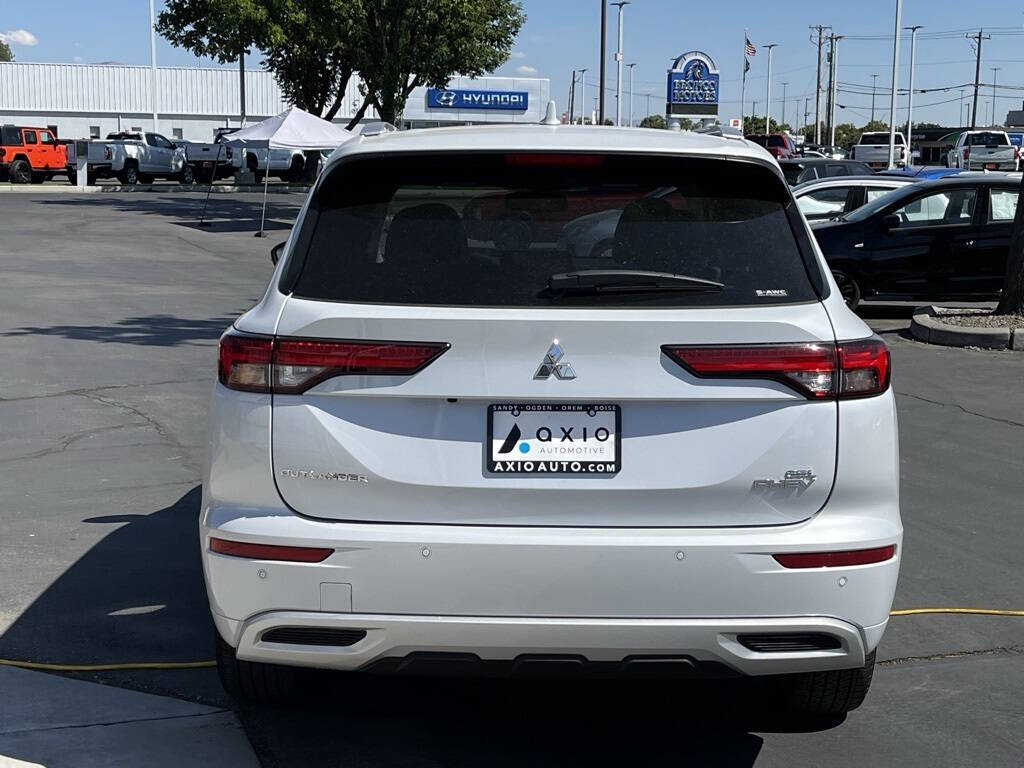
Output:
[{"xmin": 794, "ymin": 175, "xmax": 915, "ymax": 222}]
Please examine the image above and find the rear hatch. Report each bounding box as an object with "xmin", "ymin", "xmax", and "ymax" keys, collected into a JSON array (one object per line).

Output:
[{"xmin": 269, "ymin": 150, "xmax": 838, "ymax": 527}]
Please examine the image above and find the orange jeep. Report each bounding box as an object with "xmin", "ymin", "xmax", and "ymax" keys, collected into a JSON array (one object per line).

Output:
[{"xmin": 0, "ymin": 125, "xmax": 68, "ymax": 184}]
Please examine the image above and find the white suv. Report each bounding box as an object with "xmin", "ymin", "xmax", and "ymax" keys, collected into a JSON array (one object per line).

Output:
[{"xmin": 203, "ymin": 124, "xmax": 901, "ymax": 716}]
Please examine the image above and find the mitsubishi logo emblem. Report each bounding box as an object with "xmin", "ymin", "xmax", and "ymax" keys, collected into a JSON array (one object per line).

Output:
[{"xmin": 534, "ymin": 340, "xmax": 576, "ymax": 380}]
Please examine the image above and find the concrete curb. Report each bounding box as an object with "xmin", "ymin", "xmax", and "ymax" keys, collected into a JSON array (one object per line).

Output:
[
  {"xmin": 0, "ymin": 183, "xmax": 310, "ymax": 194},
  {"xmin": 910, "ymin": 305, "xmax": 1019, "ymax": 350}
]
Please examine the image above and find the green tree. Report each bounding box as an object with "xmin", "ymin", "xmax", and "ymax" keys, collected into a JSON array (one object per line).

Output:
[
  {"xmin": 157, "ymin": 0, "xmax": 358, "ymax": 122},
  {"xmin": 639, "ymin": 114, "xmax": 666, "ymax": 129},
  {"xmin": 743, "ymin": 116, "xmax": 784, "ymax": 135},
  {"xmin": 833, "ymin": 123, "xmax": 861, "ymax": 149},
  {"xmin": 351, "ymin": 0, "xmax": 525, "ymax": 125},
  {"xmin": 0, "ymin": 41, "xmax": 13, "ymax": 62}
]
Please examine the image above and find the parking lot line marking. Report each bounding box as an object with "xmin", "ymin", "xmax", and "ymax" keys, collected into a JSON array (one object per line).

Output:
[{"xmin": 890, "ymin": 608, "xmax": 1024, "ymax": 617}]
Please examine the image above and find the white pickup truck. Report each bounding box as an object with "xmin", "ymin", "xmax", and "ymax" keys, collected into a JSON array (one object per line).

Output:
[
  {"xmin": 849, "ymin": 132, "xmax": 907, "ymax": 169},
  {"xmin": 66, "ymin": 132, "xmax": 190, "ymax": 185},
  {"xmin": 946, "ymin": 130, "xmax": 1018, "ymax": 171},
  {"xmin": 214, "ymin": 127, "xmax": 308, "ymax": 182}
]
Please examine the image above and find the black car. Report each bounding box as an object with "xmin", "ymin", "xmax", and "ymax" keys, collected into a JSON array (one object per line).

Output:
[
  {"xmin": 811, "ymin": 176, "xmax": 1019, "ymax": 308},
  {"xmin": 779, "ymin": 158, "xmax": 875, "ymax": 185}
]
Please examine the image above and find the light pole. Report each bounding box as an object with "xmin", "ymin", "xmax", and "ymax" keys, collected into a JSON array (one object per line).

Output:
[
  {"xmin": 611, "ymin": 2, "xmax": 630, "ymax": 126},
  {"xmin": 763, "ymin": 43, "xmax": 778, "ymax": 135},
  {"xmin": 781, "ymin": 82, "xmax": 788, "ymax": 128},
  {"xmin": 149, "ymin": 0, "xmax": 158, "ymax": 131},
  {"xmin": 578, "ymin": 69, "xmax": 588, "ymax": 124},
  {"xmin": 886, "ymin": 0, "xmax": 903, "ymax": 169},
  {"xmin": 598, "ymin": 0, "xmax": 607, "ymax": 124},
  {"xmin": 991, "ymin": 67, "xmax": 1001, "ymax": 126},
  {"xmin": 871, "ymin": 74, "xmax": 878, "ymax": 122},
  {"xmin": 905, "ymin": 26, "xmax": 922, "ymax": 145},
  {"xmin": 568, "ymin": 69, "xmax": 575, "ymax": 124},
  {"xmin": 627, "ymin": 62, "xmax": 636, "ymax": 126}
]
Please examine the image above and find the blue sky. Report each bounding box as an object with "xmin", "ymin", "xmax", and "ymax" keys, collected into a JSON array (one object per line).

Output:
[{"xmin": 4, "ymin": 0, "xmax": 1024, "ymax": 127}]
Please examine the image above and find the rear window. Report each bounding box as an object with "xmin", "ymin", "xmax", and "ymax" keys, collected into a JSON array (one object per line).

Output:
[
  {"xmin": 860, "ymin": 133, "xmax": 904, "ymax": 145},
  {"xmin": 766, "ymin": 136, "xmax": 787, "ymax": 148},
  {"xmin": 1, "ymin": 126, "xmax": 23, "ymax": 146},
  {"xmin": 288, "ymin": 153, "xmax": 821, "ymax": 308},
  {"xmin": 967, "ymin": 132, "xmax": 1009, "ymax": 146}
]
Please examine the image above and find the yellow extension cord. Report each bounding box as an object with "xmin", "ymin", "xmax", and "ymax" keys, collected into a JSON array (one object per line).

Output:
[{"xmin": 0, "ymin": 608, "xmax": 1019, "ymax": 673}]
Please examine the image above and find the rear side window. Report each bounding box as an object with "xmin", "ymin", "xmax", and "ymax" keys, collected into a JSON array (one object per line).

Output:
[
  {"xmin": 289, "ymin": 153, "xmax": 821, "ymax": 308},
  {"xmin": 1, "ymin": 126, "xmax": 23, "ymax": 145},
  {"xmin": 24, "ymin": 131, "xmax": 37, "ymax": 145}
]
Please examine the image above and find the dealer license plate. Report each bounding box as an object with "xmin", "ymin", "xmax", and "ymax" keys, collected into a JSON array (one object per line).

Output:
[{"xmin": 488, "ymin": 404, "xmax": 620, "ymax": 476}]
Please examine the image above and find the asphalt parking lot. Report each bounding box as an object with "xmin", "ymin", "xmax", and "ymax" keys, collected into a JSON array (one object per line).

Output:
[{"xmin": 0, "ymin": 192, "xmax": 1021, "ymax": 767}]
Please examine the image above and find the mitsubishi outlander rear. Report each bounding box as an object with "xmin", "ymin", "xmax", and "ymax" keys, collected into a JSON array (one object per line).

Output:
[{"xmin": 202, "ymin": 125, "xmax": 901, "ymax": 716}]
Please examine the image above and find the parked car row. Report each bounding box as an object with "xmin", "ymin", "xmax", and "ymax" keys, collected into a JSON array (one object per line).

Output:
[{"xmin": 1, "ymin": 123, "xmax": 313, "ymax": 185}]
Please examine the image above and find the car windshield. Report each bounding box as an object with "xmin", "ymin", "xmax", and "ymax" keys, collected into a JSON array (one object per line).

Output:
[{"xmin": 287, "ymin": 153, "xmax": 821, "ymax": 307}]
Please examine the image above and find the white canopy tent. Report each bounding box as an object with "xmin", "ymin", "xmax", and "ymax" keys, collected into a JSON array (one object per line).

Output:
[{"xmin": 223, "ymin": 107, "xmax": 356, "ymax": 236}]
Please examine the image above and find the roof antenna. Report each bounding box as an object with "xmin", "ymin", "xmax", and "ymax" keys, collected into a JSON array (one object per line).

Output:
[{"xmin": 541, "ymin": 100, "xmax": 560, "ymax": 125}]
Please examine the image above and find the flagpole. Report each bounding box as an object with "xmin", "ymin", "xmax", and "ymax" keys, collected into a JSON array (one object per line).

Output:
[{"xmin": 740, "ymin": 30, "xmax": 747, "ymax": 131}]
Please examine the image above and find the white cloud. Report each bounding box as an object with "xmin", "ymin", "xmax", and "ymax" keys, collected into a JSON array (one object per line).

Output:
[
  {"xmin": 73, "ymin": 55, "xmax": 83, "ymax": 63},
  {"xmin": 516, "ymin": 65, "xmax": 538, "ymax": 76},
  {"xmin": 0, "ymin": 29, "xmax": 38, "ymax": 46},
  {"xmin": 510, "ymin": 51, "xmax": 526, "ymax": 60}
]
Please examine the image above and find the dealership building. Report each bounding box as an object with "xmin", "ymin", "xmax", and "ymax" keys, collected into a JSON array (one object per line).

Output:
[{"xmin": 0, "ymin": 61, "xmax": 550, "ymax": 141}]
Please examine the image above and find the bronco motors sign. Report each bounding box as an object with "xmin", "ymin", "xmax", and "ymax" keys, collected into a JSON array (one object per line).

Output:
[
  {"xmin": 427, "ymin": 88, "xmax": 529, "ymax": 111},
  {"xmin": 666, "ymin": 51, "xmax": 720, "ymax": 118}
]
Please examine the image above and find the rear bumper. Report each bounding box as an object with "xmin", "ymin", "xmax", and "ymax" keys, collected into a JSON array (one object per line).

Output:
[
  {"xmin": 202, "ymin": 507, "xmax": 901, "ymax": 676},
  {"xmin": 224, "ymin": 610, "xmax": 882, "ymax": 676}
]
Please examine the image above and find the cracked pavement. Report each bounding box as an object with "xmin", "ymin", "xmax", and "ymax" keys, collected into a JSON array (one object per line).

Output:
[{"xmin": 0, "ymin": 194, "xmax": 1022, "ymax": 767}]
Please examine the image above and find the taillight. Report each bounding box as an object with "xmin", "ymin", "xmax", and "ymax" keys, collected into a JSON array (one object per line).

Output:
[
  {"xmin": 963, "ymin": 147, "xmax": 970, "ymax": 160},
  {"xmin": 218, "ymin": 332, "xmax": 272, "ymax": 392},
  {"xmin": 837, "ymin": 338, "xmax": 890, "ymax": 397},
  {"xmin": 505, "ymin": 153, "xmax": 605, "ymax": 168},
  {"xmin": 209, "ymin": 537, "xmax": 333, "ymax": 562},
  {"xmin": 662, "ymin": 343, "xmax": 836, "ymax": 398},
  {"xmin": 104, "ymin": 147, "xmax": 112, "ymax": 161},
  {"xmin": 273, "ymin": 338, "xmax": 450, "ymax": 393},
  {"xmin": 662, "ymin": 338, "xmax": 890, "ymax": 400},
  {"xmin": 773, "ymin": 545, "xmax": 896, "ymax": 568},
  {"xmin": 217, "ymin": 331, "xmax": 449, "ymax": 394}
]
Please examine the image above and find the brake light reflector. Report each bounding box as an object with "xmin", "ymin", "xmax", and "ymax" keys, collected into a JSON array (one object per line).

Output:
[
  {"xmin": 505, "ymin": 153, "xmax": 605, "ymax": 168},
  {"xmin": 209, "ymin": 537, "xmax": 333, "ymax": 563},
  {"xmin": 218, "ymin": 332, "xmax": 272, "ymax": 392},
  {"xmin": 218, "ymin": 331, "xmax": 449, "ymax": 394},
  {"xmin": 662, "ymin": 344, "xmax": 837, "ymax": 398},
  {"xmin": 662, "ymin": 338, "xmax": 891, "ymax": 400},
  {"xmin": 773, "ymin": 545, "xmax": 896, "ymax": 568},
  {"xmin": 837, "ymin": 338, "xmax": 890, "ymax": 397}
]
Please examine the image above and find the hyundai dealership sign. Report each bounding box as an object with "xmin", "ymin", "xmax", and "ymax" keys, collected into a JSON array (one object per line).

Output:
[
  {"xmin": 427, "ymin": 88, "xmax": 529, "ymax": 111},
  {"xmin": 666, "ymin": 51, "xmax": 720, "ymax": 118}
]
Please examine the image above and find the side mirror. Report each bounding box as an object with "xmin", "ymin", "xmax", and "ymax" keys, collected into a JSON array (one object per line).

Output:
[
  {"xmin": 882, "ymin": 214, "xmax": 901, "ymax": 230},
  {"xmin": 271, "ymin": 242, "xmax": 285, "ymax": 265}
]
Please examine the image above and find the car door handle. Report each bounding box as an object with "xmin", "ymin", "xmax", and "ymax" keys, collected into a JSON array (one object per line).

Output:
[{"xmin": 951, "ymin": 240, "xmax": 975, "ymax": 251}]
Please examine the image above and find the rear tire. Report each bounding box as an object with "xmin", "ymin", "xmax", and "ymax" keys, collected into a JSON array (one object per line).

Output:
[
  {"xmin": 780, "ymin": 651, "xmax": 876, "ymax": 716},
  {"xmin": 10, "ymin": 159, "xmax": 31, "ymax": 184},
  {"xmin": 832, "ymin": 270, "xmax": 862, "ymax": 310},
  {"xmin": 215, "ymin": 633, "xmax": 300, "ymax": 705},
  {"xmin": 180, "ymin": 165, "xmax": 195, "ymax": 185},
  {"xmin": 119, "ymin": 164, "xmax": 139, "ymax": 185}
]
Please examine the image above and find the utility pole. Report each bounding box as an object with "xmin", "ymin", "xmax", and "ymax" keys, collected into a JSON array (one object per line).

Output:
[
  {"xmin": 579, "ymin": 69, "xmax": 588, "ymax": 124},
  {"xmin": 568, "ymin": 69, "xmax": 575, "ymax": 124},
  {"xmin": 764, "ymin": 44, "xmax": 778, "ymax": 135},
  {"xmin": 599, "ymin": 0, "xmax": 607, "ymax": 124},
  {"xmin": 991, "ymin": 67, "xmax": 1001, "ymax": 126},
  {"xmin": 627, "ymin": 63, "xmax": 636, "ymax": 127},
  {"xmin": 810, "ymin": 25, "xmax": 830, "ymax": 145},
  {"xmin": 967, "ymin": 29, "xmax": 990, "ymax": 130},
  {"xmin": 149, "ymin": 0, "xmax": 158, "ymax": 132},
  {"xmin": 781, "ymin": 82, "xmax": 788, "ymax": 127},
  {"xmin": 871, "ymin": 74, "xmax": 878, "ymax": 122},
  {"xmin": 646, "ymin": 92, "xmax": 651, "ymax": 120},
  {"xmin": 886, "ymin": 0, "xmax": 902, "ymax": 169},
  {"xmin": 905, "ymin": 25, "xmax": 922, "ymax": 144},
  {"xmin": 239, "ymin": 53, "xmax": 247, "ymax": 126},
  {"xmin": 804, "ymin": 97, "xmax": 810, "ymax": 136},
  {"xmin": 612, "ymin": 2, "xmax": 629, "ymax": 126},
  {"xmin": 827, "ymin": 35, "xmax": 843, "ymax": 146}
]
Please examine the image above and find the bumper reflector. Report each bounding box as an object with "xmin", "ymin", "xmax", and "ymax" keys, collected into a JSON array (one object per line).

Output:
[
  {"xmin": 209, "ymin": 537, "xmax": 334, "ymax": 563},
  {"xmin": 773, "ymin": 545, "xmax": 896, "ymax": 569}
]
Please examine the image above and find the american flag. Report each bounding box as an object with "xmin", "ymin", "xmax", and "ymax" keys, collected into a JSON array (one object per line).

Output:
[{"xmin": 745, "ymin": 38, "xmax": 757, "ymax": 57}]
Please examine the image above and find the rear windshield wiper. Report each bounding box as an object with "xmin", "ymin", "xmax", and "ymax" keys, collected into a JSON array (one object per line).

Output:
[{"xmin": 548, "ymin": 270, "xmax": 724, "ymax": 296}]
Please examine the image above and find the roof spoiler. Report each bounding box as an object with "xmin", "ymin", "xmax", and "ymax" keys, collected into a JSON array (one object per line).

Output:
[{"xmin": 695, "ymin": 124, "xmax": 745, "ymax": 141}]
